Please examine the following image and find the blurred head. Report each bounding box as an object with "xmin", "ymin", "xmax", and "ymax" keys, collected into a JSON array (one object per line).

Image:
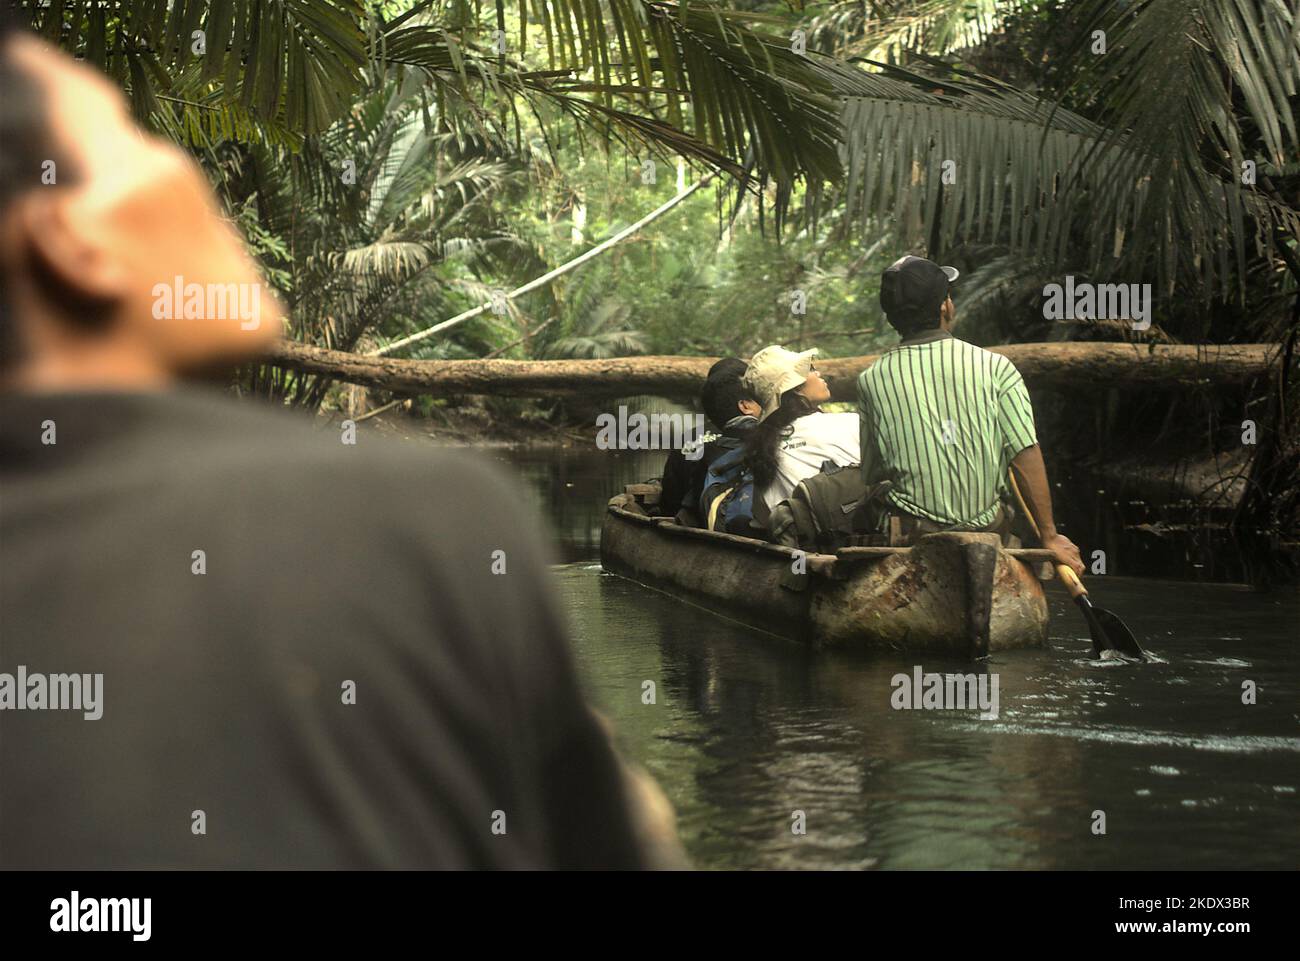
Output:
[
  {"xmin": 700, "ymin": 357, "xmax": 759, "ymax": 428},
  {"xmin": 0, "ymin": 9, "xmax": 282, "ymax": 390},
  {"xmin": 743, "ymin": 344, "xmax": 827, "ymax": 421},
  {"xmin": 879, "ymin": 255, "xmax": 958, "ymax": 339}
]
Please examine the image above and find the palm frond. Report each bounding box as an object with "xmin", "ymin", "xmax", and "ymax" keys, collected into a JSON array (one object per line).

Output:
[
  {"xmin": 24, "ymin": 0, "xmax": 368, "ymax": 136},
  {"xmin": 808, "ymin": 0, "xmax": 1034, "ymax": 61},
  {"xmin": 1071, "ymin": 0, "xmax": 1300, "ymax": 170},
  {"xmin": 380, "ymin": 2, "xmax": 873, "ymax": 222},
  {"xmin": 548, "ymin": 328, "xmax": 648, "ymax": 358},
  {"xmin": 840, "ymin": 53, "xmax": 1300, "ymax": 300},
  {"xmin": 332, "ymin": 239, "xmax": 442, "ymax": 279}
]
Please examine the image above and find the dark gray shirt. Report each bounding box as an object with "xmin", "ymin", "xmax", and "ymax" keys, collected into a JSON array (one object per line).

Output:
[{"xmin": 0, "ymin": 388, "xmax": 648, "ymax": 869}]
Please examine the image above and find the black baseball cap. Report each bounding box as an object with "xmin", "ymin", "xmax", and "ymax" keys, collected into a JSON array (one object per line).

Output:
[{"xmin": 880, "ymin": 255, "xmax": 959, "ymax": 320}]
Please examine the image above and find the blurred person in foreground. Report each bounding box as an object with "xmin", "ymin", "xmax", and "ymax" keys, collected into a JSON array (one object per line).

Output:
[{"xmin": 0, "ymin": 9, "xmax": 681, "ymax": 869}]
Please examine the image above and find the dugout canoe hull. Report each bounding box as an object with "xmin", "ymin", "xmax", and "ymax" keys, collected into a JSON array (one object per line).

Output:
[{"xmin": 600, "ymin": 493, "xmax": 1051, "ymax": 656}]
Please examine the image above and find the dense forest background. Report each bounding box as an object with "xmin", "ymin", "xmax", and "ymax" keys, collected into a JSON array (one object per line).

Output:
[{"xmin": 20, "ymin": 0, "xmax": 1300, "ymax": 581}]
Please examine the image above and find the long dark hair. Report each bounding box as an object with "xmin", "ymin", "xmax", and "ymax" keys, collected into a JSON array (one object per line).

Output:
[{"xmin": 744, "ymin": 388, "xmax": 818, "ymax": 490}]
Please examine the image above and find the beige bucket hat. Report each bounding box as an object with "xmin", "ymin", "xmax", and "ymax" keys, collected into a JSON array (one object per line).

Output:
[{"xmin": 743, "ymin": 345, "xmax": 818, "ymax": 421}]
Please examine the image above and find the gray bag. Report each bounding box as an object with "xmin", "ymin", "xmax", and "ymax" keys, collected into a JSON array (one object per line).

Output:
[{"xmin": 768, "ymin": 463, "xmax": 892, "ymax": 552}]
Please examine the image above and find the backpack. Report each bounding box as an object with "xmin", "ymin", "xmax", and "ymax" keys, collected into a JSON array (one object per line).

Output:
[
  {"xmin": 698, "ymin": 445, "xmax": 768, "ymax": 536},
  {"xmin": 768, "ymin": 464, "xmax": 892, "ymax": 552}
]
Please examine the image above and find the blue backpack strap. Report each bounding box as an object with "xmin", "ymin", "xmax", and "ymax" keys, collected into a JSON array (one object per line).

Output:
[
  {"xmin": 698, "ymin": 446, "xmax": 741, "ymax": 523},
  {"xmin": 699, "ymin": 445, "xmax": 766, "ymax": 534},
  {"xmin": 700, "ymin": 446, "xmax": 740, "ymax": 493}
]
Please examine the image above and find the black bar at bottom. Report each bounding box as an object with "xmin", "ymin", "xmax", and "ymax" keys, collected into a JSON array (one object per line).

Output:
[{"xmin": 0, "ymin": 870, "xmax": 1285, "ymax": 948}]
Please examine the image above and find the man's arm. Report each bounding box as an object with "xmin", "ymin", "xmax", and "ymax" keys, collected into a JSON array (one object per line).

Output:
[
  {"xmin": 1010, "ymin": 444, "xmax": 1084, "ymax": 576},
  {"xmin": 994, "ymin": 357, "xmax": 1084, "ymax": 576}
]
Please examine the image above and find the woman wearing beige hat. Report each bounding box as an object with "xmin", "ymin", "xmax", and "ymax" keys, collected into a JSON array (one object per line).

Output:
[{"xmin": 741, "ymin": 345, "xmax": 861, "ymax": 517}]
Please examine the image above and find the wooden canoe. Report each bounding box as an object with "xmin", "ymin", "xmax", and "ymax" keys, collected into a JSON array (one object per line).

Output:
[{"xmin": 600, "ymin": 491, "xmax": 1054, "ymax": 657}]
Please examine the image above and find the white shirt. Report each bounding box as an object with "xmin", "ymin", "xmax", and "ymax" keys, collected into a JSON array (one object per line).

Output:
[{"xmin": 761, "ymin": 412, "xmax": 861, "ymax": 511}]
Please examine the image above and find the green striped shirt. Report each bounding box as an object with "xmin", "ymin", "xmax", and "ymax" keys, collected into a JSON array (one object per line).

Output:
[{"xmin": 856, "ymin": 332, "xmax": 1038, "ymax": 527}]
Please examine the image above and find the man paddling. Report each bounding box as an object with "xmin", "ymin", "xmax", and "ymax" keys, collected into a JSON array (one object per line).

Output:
[{"xmin": 856, "ymin": 255, "xmax": 1085, "ymax": 575}]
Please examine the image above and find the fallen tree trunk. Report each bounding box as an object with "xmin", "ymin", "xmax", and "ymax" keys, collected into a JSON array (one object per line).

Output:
[{"xmin": 266, "ymin": 341, "xmax": 1281, "ymax": 401}]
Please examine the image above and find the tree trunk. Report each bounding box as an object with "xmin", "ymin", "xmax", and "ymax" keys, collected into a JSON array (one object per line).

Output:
[{"xmin": 266, "ymin": 341, "xmax": 1281, "ymax": 402}]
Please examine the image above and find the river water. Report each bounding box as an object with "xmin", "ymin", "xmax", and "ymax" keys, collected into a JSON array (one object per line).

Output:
[{"xmin": 491, "ymin": 443, "xmax": 1299, "ymax": 870}]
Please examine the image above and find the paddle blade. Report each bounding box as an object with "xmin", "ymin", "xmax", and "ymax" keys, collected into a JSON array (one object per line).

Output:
[
  {"xmin": 1091, "ymin": 604, "xmax": 1147, "ymax": 660},
  {"xmin": 1077, "ymin": 597, "xmax": 1146, "ymax": 660}
]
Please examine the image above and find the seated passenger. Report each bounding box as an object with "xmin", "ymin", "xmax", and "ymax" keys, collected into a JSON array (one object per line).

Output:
[
  {"xmin": 656, "ymin": 357, "xmax": 760, "ymax": 524},
  {"xmin": 742, "ymin": 345, "xmax": 860, "ymax": 517}
]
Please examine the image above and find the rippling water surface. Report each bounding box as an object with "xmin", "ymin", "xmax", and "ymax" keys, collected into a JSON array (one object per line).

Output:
[{"xmin": 492, "ymin": 444, "xmax": 1300, "ymax": 870}]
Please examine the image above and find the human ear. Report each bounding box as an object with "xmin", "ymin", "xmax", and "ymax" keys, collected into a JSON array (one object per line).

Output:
[{"xmin": 14, "ymin": 190, "xmax": 130, "ymax": 307}]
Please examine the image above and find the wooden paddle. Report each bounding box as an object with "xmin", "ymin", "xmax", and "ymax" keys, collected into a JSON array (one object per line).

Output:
[{"xmin": 1007, "ymin": 472, "xmax": 1146, "ymax": 660}]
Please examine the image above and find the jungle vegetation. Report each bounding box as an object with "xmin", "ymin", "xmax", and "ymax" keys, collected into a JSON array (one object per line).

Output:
[{"xmin": 22, "ymin": 0, "xmax": 1300, "ymax": 581}]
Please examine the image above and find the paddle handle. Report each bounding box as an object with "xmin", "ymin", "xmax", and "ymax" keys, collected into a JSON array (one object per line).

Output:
[
  {"xmin": 1007, "ymin": 470, "xmax": 1089, "ymax": 599},
  {"xmin": 1056, "ymin": 563, "xmax": 1088, "ymax": 599}
]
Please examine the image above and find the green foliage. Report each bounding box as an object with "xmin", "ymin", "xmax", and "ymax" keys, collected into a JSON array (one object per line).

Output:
[
  {"xmin": 28, "ymin": 0, "xmax": 1300, "ymax": 379},
  {"xmin": 24, "ymin": 0, "xmax": 367, "ymax": 140},
  {"xmin": 227, "ymin": 70, "xmax": 532, "ymax": 402},
  {"xmin": 809, "ymin": 0, "xmax": 1036, "ymax": 61},
  {"xmin": 833, "ymin": 0, "xmax": 1300, "ymax": 311},
  {"xmin": 489, "ymin": 150, "xmax": 896, "ymax": 364},
  {"xmin": 24, "ymin": 0, "xmax": 858, "ymax": 215}
]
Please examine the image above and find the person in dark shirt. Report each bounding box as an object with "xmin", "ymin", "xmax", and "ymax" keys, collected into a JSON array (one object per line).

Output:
[
  {"xmin": 655, "ymin": 358, "xmax": 760, "ymax": 522},
  {"xmin": 0, "ymin": 12, "xmax": 671, "ymax": 869}
]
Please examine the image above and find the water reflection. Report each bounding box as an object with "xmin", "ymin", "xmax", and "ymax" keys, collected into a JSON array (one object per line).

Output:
[{"xmin": 489, "ymin": 442, "xmax": 1300, "ymax": 870}]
